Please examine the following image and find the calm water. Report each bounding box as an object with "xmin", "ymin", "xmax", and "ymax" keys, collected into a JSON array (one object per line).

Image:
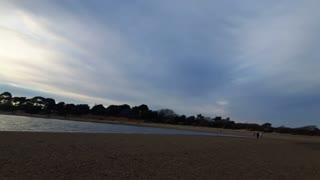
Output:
[{"xmin": 0, "ymin": 114, "xmax": 243, "ymax": 137}]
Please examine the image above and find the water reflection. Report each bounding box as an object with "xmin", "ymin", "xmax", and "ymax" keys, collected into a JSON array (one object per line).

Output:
[{"xmin": 0, "ymin": 114, "xmax": 243, "ymax": 137}]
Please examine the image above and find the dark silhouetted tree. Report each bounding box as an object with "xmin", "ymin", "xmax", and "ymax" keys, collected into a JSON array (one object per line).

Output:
[
  {"xmin": 91, "ymin": 104, "xmax": 106, "ymax": 115},
  {"xmin": 158, "ymin": 109, "xmax": 177, "ymax": 118},
  {"xmin": 44, "ymin": 98, "xmax": 56, "ymax": 113},
  {"xmin": 106, "ymin": 104, "xmax": 131, "ymax": 116},
  {"xmin": 54, "ymin": 102, "xmax": 66, "ymax": 115},
  {"xmin": 75, "ymin": 104, "xmax": 90, "ymax": 115},
  {"xmin": 65, "ymin": 104, "xmax": 77, "ymax": 114},
  {"xmin": 12, "ymin": 97, "xmax": 27, "ymax": 110},
  {"xmin": 0, "ymin": 92, "xmax": 13, "ymax": 110},
  {"xmin": 131, "ymin": 104, "xmax": 150, "ymax": 119},
  {"xmin": 0, "ymin": 92, "xmax": 12, "ymax": 100}
]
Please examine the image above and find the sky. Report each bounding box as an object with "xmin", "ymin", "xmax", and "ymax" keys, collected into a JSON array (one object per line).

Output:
[{"xmin": 0, "ymin": 0, "xmax": 319, "ymax": 127}]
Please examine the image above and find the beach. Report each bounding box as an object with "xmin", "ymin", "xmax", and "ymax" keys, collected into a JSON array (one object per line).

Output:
[{"xmin": 0, "ymin": 131, "xmax": 319, "ymax": 179}]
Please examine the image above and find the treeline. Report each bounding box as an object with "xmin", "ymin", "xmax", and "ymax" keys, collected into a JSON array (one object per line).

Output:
[{"xmin": 0, "ymin": 91, "xmax": 319, "ymax": 136}]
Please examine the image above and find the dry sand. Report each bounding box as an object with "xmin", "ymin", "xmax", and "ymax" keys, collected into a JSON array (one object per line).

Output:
[{"xmin": 0, "ymin": 132, "xmax": 319, "ymax": 179}]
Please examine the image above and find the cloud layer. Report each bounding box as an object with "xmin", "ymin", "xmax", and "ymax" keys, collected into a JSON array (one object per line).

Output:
[{"xmin": 1, "ymin": 0, "xmax": 319, "ymax": 127}]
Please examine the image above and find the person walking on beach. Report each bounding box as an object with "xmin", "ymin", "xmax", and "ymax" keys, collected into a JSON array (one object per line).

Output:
[{"xmin": 256, "ymin": 132, "xmax": 260, "ymax": 139}]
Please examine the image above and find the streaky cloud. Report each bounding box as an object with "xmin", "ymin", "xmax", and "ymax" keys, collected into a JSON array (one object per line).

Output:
[{"xmin": 0, "ymin": 0, "xmax": 319, "ymax": 127}]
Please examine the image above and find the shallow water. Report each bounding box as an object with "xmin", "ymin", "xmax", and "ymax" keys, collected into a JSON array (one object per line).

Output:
[{"xmin": 0, "ymin": 114, "xmax": 243, "ymax": 137}]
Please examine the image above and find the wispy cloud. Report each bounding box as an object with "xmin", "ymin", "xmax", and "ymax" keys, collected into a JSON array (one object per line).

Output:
[
  {"xmin": 1, "ymin": 0, "xmax": 319, "ymax": 127},
  {"xmin": 231, "ymin": 0, "xmax": 320, "ymax": 94}
]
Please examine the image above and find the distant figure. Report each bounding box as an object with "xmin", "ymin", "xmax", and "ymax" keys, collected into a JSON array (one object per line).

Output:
[{"xmin": 256, "ymin": 132, "xmax": 260, "ymax": 139}]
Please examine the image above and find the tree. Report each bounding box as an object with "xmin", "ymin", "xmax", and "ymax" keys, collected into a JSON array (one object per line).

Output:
[
  {"xmin": 0, "ymin": 92, "xmax": 12, "ymax": 105},
  {"xmin": 65, "ymin": 104, "xmax": 77, "ymax": 114},
  {"xmin": 0, "ymin": 101, "xmax": 13, "ymax": 111},
  {"xmin": 30, "ymin": 96, "xmax": 46, "ymax": 110},
  {"xmin": 90, "ymin": 104, "xmax": 106, "ymax": 115},
  {"xmin": 44, "ymin": 98, "xmax": 56, "ymax": 113},
  {"xmin": 186, "ymin": 116, "xmax": 196, "ymax": 125},
  {"xmin": 261, "ymin": 123, "xmax": 273, "ymax": 132},
  {"xmin": 262, "ymin": 123, "xmax": 272, "ymax": 127},
  {"xmin": 214, "ymin": 116, "xmax": 222, "ymax": 121},
  {"xmin": 12, "ymin": 97, "xmax": 27, "ymax": 106},
  {"xmin": 176, "ymin": 115, "xmax": 187, "ymax": 125},
  {"xmin": 24, "ymin": 99, "xmax": 42, "ymax": 114},
  {"xmin": 54, "ymin": 102, "xmax": 66, "ymax": 115},
  {"xmin": 196, "ymin": 114, "xmax": 204, "ymax": 120},
  {"xmin": 131, "ymin": 104, "xmax": 150, "ymax": 119},
  {"xmin": 106, "ymin": 104, "xmax": 131, "ymax": 116},
  {"xmin": 75, "ymin": 104, "xmax": 90, "ymax": 115},
  {"xmin": 0, "ymin": 92, "xmax": 12, "ymax": 99},
  {"xmin": 158, "ymin": 109, "xmax": 177, "ymax": 118},
  {"xmin": 132, "ymin": 104, "xmax": 149, "ymax": 112}
]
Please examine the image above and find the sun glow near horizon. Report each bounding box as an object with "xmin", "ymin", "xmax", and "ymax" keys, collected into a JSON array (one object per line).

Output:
[{"xmin": 0, "ymin": 9, "xmax": 115, "ymax": 106}]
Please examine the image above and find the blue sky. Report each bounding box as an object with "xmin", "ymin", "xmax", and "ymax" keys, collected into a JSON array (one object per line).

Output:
[{"xmin": 1, "ymin": 0, "xmax": 319, "ymax": 127}]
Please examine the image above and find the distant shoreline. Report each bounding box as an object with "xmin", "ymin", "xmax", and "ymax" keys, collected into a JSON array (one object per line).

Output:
[
  {"xmin": 0, "ymin": 111, "xmax": 246, "ymax": 135},
  {"xmin": 0, "ymin": 111, "xmax": 257, "ymax": 136},
  {"xmin": 1, "ymin": 111, "xmax": 319, "ymax": 141}
]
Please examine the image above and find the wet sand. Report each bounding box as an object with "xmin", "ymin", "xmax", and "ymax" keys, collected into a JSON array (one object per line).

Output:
[{"xmin": 0, "ymin": 132, "xmax": 319, "ymax": 179}]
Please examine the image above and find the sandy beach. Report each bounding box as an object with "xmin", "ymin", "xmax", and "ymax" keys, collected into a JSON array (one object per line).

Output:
[{"xmin": 0, "ymin": 131, "xmax": 319, "ymax": 179}]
